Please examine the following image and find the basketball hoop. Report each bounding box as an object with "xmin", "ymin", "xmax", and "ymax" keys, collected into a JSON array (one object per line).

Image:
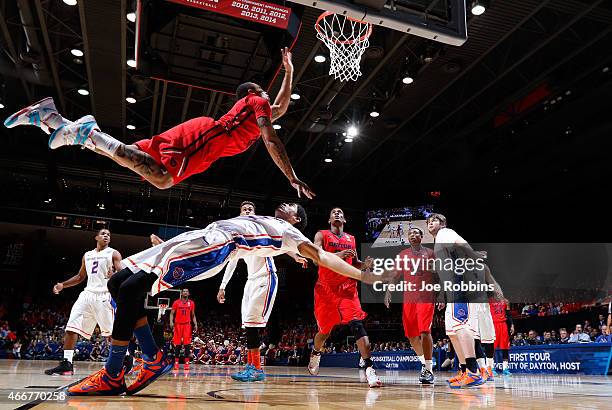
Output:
[{"xmin": 315, "ymin": 11, "xmax": 373, "ymax": 82}]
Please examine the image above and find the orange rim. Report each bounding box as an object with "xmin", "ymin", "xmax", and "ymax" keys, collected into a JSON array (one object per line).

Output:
[{"xmin": 315, "ymin": 11, "xmax": 373, "ymax": 45}]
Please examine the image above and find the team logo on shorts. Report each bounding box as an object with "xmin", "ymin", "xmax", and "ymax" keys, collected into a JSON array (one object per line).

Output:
[
  {"xmin": 169, "ymin": 158, "xmax": 177, "ymax": 167},
  {"xmin": 172, "ymin": 267, "xmax": 185, "ymax": 280}
]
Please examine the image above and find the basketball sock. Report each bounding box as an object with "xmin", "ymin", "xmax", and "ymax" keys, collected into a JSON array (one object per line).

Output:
[
  {"xmin": 105, "ymin": 344, "xmax": 128, "ymax": 377},
  {"xmin": 134, "ymin": 324, "xmax": 158, "ymax": 362},
  {"xmin": 425, "ymin": 359, "xmax": 433, "ymax": 373},
  {"xmin": 486, "ymin": 358, "xmax": 494, "ymax": 369},
  {"xmin": 247, "ymin": 350, "xmax": 253, "ymax": 365},
  {"xmin": 185, "ymin": 357, "xmax": 190, "ymax": 364},
  {"xmin": 89, "ymin": 130, "xmax": 121, "ymax": 156},
  {"xmin": 363, "ymin": 357, "xmax": 373, "ymax": 369},
  {"xmin": 477, "ymin": 358, "xmax": 486, "ymax": 370},
  {"xmin": 460, "ymin": 363, "xmax": 467, "ymax": 373},
  {"xmin": 63, "ymin": 349, "xmax": 74, "ymax": 363},
  {"xmin": 417, "ymin": 355, "xmax": 426, "ymax": 365},
  {"xmin": 252, "ymin": 350, "xmax": 261, "ymax": 370},
  {"xmin": 465, "ymin": 358, "xmax": 478, "ymax": 374},
  {"xmin": 175, "ymin": 358, "xmax": 179, "ymax": 364},
  {"xmin": 502, "ymin": 360, "xmax": 509, "ymax": 371}
]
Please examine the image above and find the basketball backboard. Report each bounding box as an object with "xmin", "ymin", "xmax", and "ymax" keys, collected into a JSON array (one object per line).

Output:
[{"xmin": 289, "ymin": 0, "xmax": 467, "ymax": 46}]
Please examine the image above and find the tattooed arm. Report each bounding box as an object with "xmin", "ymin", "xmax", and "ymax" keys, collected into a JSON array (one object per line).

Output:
[{"xmin": 258, "ymin": 116, "xmax": 315, "ymax": 199}]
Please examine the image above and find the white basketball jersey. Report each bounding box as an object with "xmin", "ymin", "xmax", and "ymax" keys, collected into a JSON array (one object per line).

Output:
[
  {"xmin": 244, "ymin": 255, "xmax": 276, "ymax": 280},
  {"xmin": 84, "ymin": 247, "xmax": 115, "ymax": 293}
]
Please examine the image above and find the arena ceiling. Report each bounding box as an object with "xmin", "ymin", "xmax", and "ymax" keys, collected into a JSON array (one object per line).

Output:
[{"xmin": 0, "ymin": 0, "xmax": 611, "ymax": 229}]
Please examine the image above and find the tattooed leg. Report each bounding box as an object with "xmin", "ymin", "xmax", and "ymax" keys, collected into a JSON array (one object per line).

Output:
[{"xmin": 108, "ymin": 144, "xmax": 174, "ymax": 189}]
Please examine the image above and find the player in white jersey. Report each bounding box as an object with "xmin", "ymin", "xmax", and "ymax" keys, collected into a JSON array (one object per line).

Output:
[
  {"xmin": 217, "ymin": 201, "xmax": 307, "ymax": 382},
  {"xmin": 69, "ymin": 203, "xmax": 380, "ymax": 396},
  {"xmin": 427, "ymin": 213, "xmax": 503, "ymax": 389},
  {"xmin": 45, "ymin": 228, "xmax": 122, "ymax": 375}
]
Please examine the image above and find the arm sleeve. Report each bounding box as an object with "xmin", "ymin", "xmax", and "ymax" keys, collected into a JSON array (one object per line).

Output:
[
  {"xmin": 505, "ymin": 308, "xmax": 513, "ymax": 327},
  {"xmin": 220, "ymin": 258, "xmax": 239, "ymax": 290},
  {"xmin": 282, "ymin": 226, "xmax": 311, "ymax": 253},
  {"xmin": 248, "ymin": 95, "xmax": 272, "ymax": 120}
]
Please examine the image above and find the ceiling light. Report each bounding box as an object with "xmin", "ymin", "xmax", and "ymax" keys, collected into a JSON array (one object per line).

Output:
[
  {"xmin": 314, "ymin": 54, "xmax": 326, "ymax": 63},
  {"xmin": 77, "ymin": 88, "xmax": 89, "ymax": 96},
  {"xmin": 344, "ymin": 138, "xmax": 353, "ymax": 143},
  {"xmin": 273, "ymin": 124, "xmax": 281, "ymax": 130},
  {"xmin": 70, "ymin": 49, "xmax": 83, "ymax": 57},
  {"xmin": 324, "ymin": 158, "xmax": 332, "ymax": 163},
  {"xmin": 127, "ymin": 59, "xmax": 136, "ymax": 68},
  {"xmin": 0, "ymin": 103, "xmax": 4, "ymax": 109},
  {"xmin": 127, "ymin": 12, "xmax": 136, "ymax": 23},
  {"xmin": 471, "ymin": 1, "xmax": 487, "ymax": 16},
  {"xmin": 402, "ymin": 76, "xmax": 414, "ymax": 85},
  {"xmin": 370, "ymin": 109, "xmax": 379, "ymax": 118},
  {"xmin": 126, "ymin": 124, "xmax": 136, "ymax": 130},
  {"xmin": 62, "ymin": 0, "xmax": 77, "ymax": 5},
  {"xmin": 290, "ymin": 93, "xmax": 300, "ymax": 100},
  {"xmin": 126, "ymin": 97, "xmax": 136, "ymax": 104},
  {"xmin": 347, "ymin": 126, "xmax": 358, "ymax": 138}
]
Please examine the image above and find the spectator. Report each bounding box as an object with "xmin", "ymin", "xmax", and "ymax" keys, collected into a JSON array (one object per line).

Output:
[
  {"xmin": 513, "ymin": 333, "xmax": 528, "ymax": 346},
  {"xmin": 595, "ymin": 325, "xmax": 612, "ymax": 343},
  {"xmin": 550, "ymin": 329, "xmax": 559, "ymax": 342},
  {"xmin": 542, "ymin": 331, "xmax": 555, "ymax": 345},
  {"xmin": 527, "ymin": 330, "xmax": 542, "ymax": 345},
  {"xmin": 568, "ymin": 324, "xmax": 591, "ymax": 343},
  {"xmin": 12, "ymin": 340, "xmax": 22, "ymax": 359},
  {"xmin": 559, "ymin": 328, "xmax": 570, "ymax": 343}
]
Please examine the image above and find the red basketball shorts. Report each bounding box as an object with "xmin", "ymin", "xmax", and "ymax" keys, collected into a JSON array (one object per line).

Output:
[
  {"xmin": 173, "ymin": 323, "xmax": 192, "ymax": 345},
  {"xmin": 494, "ymin": 321, "xmax": 510, "ymax": 349},
  {"xmin": 402, "ymin": 303, "xmax": 434, "ymax": 338},
  {"xmin": 314, "ymin": 282, "xmax": 366, "ymax": 335},
  {"xmin": 135, "ymin": 117, "xmax": 228, "ymax": 184}
]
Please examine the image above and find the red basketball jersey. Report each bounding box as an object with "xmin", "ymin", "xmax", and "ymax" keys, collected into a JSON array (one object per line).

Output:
[
  {"xmin": 317, "ymin": 230, "xmax": 357, "ymax": 291},
  {"xmin": 216, "ymin": 94, "xmax": 272, "ymax": 156},
  {"xmin": 489, "ymin": 300, "xmax": 508, "ymax": 323},
  {"xmin": 172, "ymin": 299, "xmax": 195, "ymax": 324},
  {"xmin": 398, "ymin": 246, "xmax": 435, "ymax": 303}
]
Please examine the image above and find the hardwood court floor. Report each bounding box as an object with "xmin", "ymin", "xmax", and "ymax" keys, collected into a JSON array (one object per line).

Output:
[{"xmin": 1, "ymin": 360, "xmax": 611, "ymax": 409}]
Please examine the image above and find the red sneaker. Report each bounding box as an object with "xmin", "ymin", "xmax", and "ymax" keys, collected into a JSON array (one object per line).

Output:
[
  {"xmin": 68, "ymin": 367, "xmax": 126, "ymax": 396},
  {"xmin": 126, "ymin": 350, "xmax": 173, "ymax": 395},
  {"xmin": 184, "ymin": 363, "xmax": 190, "ymax": 371}
]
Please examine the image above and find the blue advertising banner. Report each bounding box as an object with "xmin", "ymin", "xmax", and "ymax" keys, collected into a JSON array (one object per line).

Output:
[{"xmin": 321, "ymin": 343, "xmax": 612, "ymax": 375}]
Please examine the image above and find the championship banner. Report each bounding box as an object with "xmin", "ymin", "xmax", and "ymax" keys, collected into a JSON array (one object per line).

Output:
[
  {"xmin": 167, "ymin": 0, "xmax": 292, "ymax": 29},
  {"xmin": 321, "ymin": 350, "xmax": 423, "ymax": 371}
]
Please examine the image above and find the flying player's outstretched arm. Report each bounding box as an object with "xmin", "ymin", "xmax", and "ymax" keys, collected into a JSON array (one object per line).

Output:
[
  {"xmin": 53, "ymin": 256, "xmax": 87, "ymax": 294},
  {"xmin": 270, "ymin": 48, "xmax": 293, "ymax": 122},
  {"xmin": 259, "ymin": 117, "xmax": 315, "ymax": 199},
  {"xmin": 217, "ymin": 258, "xmax": 239, "ymax": 303},
  {"xmin": 297, "ymin": 241, "xmax": 385, "ymax": 284}
]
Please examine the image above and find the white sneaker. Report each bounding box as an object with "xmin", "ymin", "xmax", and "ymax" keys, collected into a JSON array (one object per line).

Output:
[
  {"xmin": 4, "ymin": 97, "xmax": 65, "ymax": 135},
  {"xmin": 365, "ymin": 367, "xmax": 383, "ymax": 388},
  {"xmin": 48, "ymin": 115, "xmax": 99, "ymax": 150},
  {"xmin": 307, "ymin": 354, "xmax": 321, "ymax": 375}
]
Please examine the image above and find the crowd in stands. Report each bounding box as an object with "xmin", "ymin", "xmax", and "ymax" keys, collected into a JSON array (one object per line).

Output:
[{"xmin": 1, "ymin": 294, "xmax": 611, "ymax": 365}]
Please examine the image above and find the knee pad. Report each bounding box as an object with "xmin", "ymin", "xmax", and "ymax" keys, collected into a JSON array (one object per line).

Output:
[
  {"xmin": 245, "ymin": 327, "xmax": 261, "ymax": 349},
  {"xmin": 349, "ymin": 320, "xmax": 367, "ymax": 340}
]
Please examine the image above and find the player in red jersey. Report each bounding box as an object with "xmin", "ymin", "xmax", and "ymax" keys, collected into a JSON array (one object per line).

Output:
[
  {"xmin": 307, "ymin": 208, "xmax": 382, "ymax": 388},
  {"xmin": 489, "ymin": 299, "xmax": 513, "ymax": 376},
  {"xmin": 170, "ymin": 289, "xmax": 198, "ymax": 371},
  {"xmin": 5, "ymin": 48, "xmax": 314, "ymax": 198},
  {"xmin": 385, "ymin": 227, "xmax": 436, "ymax": 384}
]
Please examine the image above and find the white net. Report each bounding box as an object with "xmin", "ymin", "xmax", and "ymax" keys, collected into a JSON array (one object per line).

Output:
[{"xmin": 315, "ymin": 12, "xmax": 373, "ymax": 82}]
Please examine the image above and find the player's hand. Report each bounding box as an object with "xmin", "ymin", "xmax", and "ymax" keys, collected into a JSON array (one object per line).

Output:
[
  {"xmin": 170, "ymin": 322, "xmax": 174, "ymax": 329},
  {"xmin": 150, "ymin": 234, "xmax": 164, "ymax": 246},
  {"xmin": 436, "ymin": 302, "xmax": 446, "ymax": 311},
  {"xmin": 510, "ymin": 324, "xmax": 515, "ymax": 335},
  {"xmin": 281, "ymin": 47, "xmax": 293, "ymax": 73},
  {"xmin": 217, "ymin": 289, "xmax": 226, "ymax": 304},
  {"xmin": 336, "ymin": 250, "xmax": 353, "ymax": 259},
  {"xmin": 293, "ymin": 255, "xmax": 308, "ymax": 268},
  {"xmin": 384, "ymin": 291, "xmax": 392, "ymax": 308},
  {"xmin": 290, "ymin": 178, "xmax": 315, "ymax": 199},
  {"xmin": 363, "ymin": 256, "xmax": 374, "ymax": 271},
  {"xmin": 53, "ymin": 283, "xmax": 64, "ymax": 294}
]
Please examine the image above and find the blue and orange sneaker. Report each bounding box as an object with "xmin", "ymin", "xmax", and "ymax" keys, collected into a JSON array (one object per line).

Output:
[
  {"xmin": 486, "ymin": 366, "xmax": 494, "ymax": 381},
  {"xmin": 446, "ymin": 370, "xmax": 464, "ymax": 385},
  {"xmin": 449, "ymin": 370, "xmax": 484, "ymax": 389},
  {"xmin": 67, "ymin": 367, "xmax": 126, "ymax": 396},
  {"xmin": 126, "ymin": 350, "xmax": 173, "ymax": 395}
]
